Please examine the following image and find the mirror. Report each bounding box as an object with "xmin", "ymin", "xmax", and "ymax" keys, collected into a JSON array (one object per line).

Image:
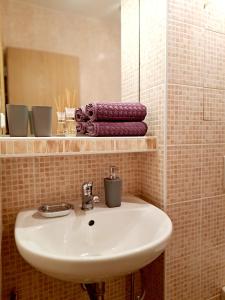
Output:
[{"xmin": 0, "ymin": 0, "xmax": 140, "ymax": 135}]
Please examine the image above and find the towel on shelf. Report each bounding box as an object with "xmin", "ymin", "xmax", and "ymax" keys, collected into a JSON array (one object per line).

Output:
[
  {"xmin": 75, "ymin": 108, "xmax": 89, "ymax": 122},
  {"xmin": 76, "ymin": 122, "xmax": 87, "ymax": 134},
  {"xmin": 86, "ymin": 121, "xmax": 148, "ymax": 137},
  {"xmin": 85, "ymin": 102, "xmax": 147, "ymax": 122}
]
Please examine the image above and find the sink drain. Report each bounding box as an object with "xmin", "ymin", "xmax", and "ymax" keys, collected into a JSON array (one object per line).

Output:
[{"xmin": 88, "ymin": 220, "xmax": 95, "ymax": 226}]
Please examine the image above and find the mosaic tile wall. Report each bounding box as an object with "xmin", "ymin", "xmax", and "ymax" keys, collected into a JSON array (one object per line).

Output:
[
  {"xmin": 165, "ymin": 0, "xmax": 225, "ymax": 299},
  {"xmin": 139, "ymin": 0, "xmax": 167, "ymax": 207},
  {"xmin": 137, "ymin": 0, "xmax": 225, "ymax": 299},
  {"xmin": 137, "ymin": 0, "xmax": 168, "ymax": 299},
  {"xmin": 1, "ymin": 154, "xmax": 139, "ymax": 299}
]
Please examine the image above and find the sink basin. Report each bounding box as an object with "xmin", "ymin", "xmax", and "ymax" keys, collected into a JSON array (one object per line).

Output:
[{"xmin": 15, "ymin": 195, "xmax": 172, "ymax": 283}]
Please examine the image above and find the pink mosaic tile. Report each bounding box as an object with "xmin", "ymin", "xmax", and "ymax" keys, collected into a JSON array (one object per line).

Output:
[
  {"xmin": 204, "ymin": 30, "xmax": 225, "ymax": 89},
  {"xmin": 202, "ymin": 144, "xmax": 225, "ymax": 198},
  {"xmin": 201, "ymin": 244, "xmax": 225, "ymax": 300},
  {"xmin": 140, "ymin": 84, "xmax": 165, "ymax": 144},
  {"xmin": 166, "ymin": 200, "xmax": 201, "ymax": 260},
  {"xmin": 165, "ymin": 254, "xmax": 201, "ymax": 300},
  {"xmin": 168, "ymin": 0, "xmax": 205, "ymax": 27},
  {"xmin": 202, "ymin": 195, "xmax": 225, "ymax": 249},
  {"xmin": 167, "ymin": 145, "xmax": 202, "ymax": 204},
  {"xmin": 202, "ymin": 122, "xmax": 225, "ymax": 144},
  {"xmin": 168, "ymin": 20, "xmax": 204, "ymax": 86},
  {"xmin": 168, "ymin": 84, "xmax": 203, "ymax": 145},
  {"xmin": 204, "ymin": 88, "xmax": 225, "ymax": 121},
  {"xmin": 165, "ymin": 1, "xmax": 225, "ymax": 300},
  {"xmin": 139, "ymin": 148, "xmax": 165, "ymax": 206},
  {"xmin": 137, "ymin": 1, "xmax": 167, "ymax": 297}
]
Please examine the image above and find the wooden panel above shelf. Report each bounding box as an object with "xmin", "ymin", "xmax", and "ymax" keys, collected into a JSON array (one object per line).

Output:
[{"xmin": 0, "ymin": 136, "xmax": 157, "ymax": 158}]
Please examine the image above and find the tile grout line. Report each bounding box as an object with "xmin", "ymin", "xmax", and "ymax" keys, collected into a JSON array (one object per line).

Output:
[{"xmin": 167, "ymin": 193, "xmax": 225, "ymax": 206}]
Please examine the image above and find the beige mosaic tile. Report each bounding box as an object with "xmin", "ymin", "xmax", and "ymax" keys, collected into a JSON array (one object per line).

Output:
[
  {"xmin": 201, "ymin": 244, "xmax": 225, "ymax": 300},
  {"xmin": 168, "ymin": 0, "xmax": 205, "ymax": 27},
  {"xmin": 202, "ymin": 121, "xmax": 225, "ymax": 144},
  {"xmin": 139, "ymin": 148, "xmax": 165, "ymax": 205},
  {"xmin": 202, "ymin": 195, "xmax": 225, "ymax": 249},
  {"xmin": 168, "ymin": 84, "xmax": 203, "ymax": 145},
  {"xmin": 140, "ymin": 84, "xmax": 166, "ymax": 144},
  {"xmin": 202, "ymin": 144, "xmax": 225, "ymax": 198},
  {"xmin": 165, "ymin": 254, "xmax": 201, "ymax": 300},
  {"xmin": 203, "ymin": 88, "xmax": 225, "ymax": 121},
  {"xmin": 168, "ymin": 20, "xmax": 204, "ymax": 86},
  {"xmin": 166, "ymin": 200, "xmax": 201, "ymax": 260},
  {"xmin": 204, "ymin": 29, "xmax": 225, "ymax": 89},
  {"xmin": 165, "ymin": 2, "xmax": 225, "ymax": 300},
  {"xmin": 167, "ymin": 145, "xmax": 202, "ymax": 204}
]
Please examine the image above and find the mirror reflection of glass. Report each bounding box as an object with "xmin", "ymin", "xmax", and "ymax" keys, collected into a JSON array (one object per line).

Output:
[{"xmin": 0, "ymin": 0, "xmax": 140, "ymax": 135}]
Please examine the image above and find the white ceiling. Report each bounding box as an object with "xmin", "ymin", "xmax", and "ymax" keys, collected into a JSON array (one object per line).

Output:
[{"xmin": 18, "ymin": 0, "xmax": 121, "ymax": 19}]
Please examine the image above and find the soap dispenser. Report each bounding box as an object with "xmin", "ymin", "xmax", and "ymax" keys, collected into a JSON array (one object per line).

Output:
[{"xmin": 104, "ymin": 166, "xmax": 122, "ymax": 208}]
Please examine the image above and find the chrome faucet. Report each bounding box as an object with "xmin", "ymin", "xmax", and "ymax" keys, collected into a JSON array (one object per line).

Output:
[{"xmin": 81, "ymin": 182, "xmax": 100, "ymax": 210}]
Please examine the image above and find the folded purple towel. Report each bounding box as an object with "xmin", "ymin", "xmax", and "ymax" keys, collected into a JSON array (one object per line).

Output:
[
  {"xmin": 76, "ymin": 122, "xmax": 87, "ymax": 134},
  {"xmin": 86, "ymin": 102, "xmax": 147, "ymax": 122},
  {"xmin": 86, "ymin": 121, "xmax": 148, "ymax": 137},
  {"xmin": 75, "ymin": 108, "xmax": 89, "ymax": 122}
]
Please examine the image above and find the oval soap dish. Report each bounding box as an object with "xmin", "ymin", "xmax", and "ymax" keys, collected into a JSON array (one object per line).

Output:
[{"xmin": 38, "ymin": 203, "xmax": 73, "ymax": 218}]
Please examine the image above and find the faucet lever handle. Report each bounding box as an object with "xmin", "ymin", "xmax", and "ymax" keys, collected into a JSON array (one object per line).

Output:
[
  {"xmin": 82, "ymin": 181, "xmax": 93, "ymax": 196},
  {"xmin": 93, "ymin": 195, "xmax": 100, "ymax": 203}
]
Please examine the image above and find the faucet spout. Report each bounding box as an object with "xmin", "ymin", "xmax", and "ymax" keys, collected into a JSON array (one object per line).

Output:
[{"xmin": 81, "ymin": 182, "xmax": 100, "ymax": 210}]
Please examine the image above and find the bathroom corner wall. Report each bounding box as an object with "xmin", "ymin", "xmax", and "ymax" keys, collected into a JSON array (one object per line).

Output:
[
  {"xmin": 139, "ymin": 0, "xmax": 167, "ymax": 207},
  {"xmin": 1, "ymin": 154, "xmax": 139, "ymax": 299},
  {"xmin": 138, "ymin": 0, "xmax": 167, "ymax": 299},
  {"xmin": 165, "ymin": 1, "xmax": 204, "ymax": 298},
  {"xmin": 165, "ymin": 0, "xmax": 225, "ymax": 299},
  {"xmin": 138, "ymin": 0, "xmax": 225, "ymax": 299}
]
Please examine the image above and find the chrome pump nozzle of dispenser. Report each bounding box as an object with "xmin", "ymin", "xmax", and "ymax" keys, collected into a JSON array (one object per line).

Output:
[{"xmin": 104, "ymin": 166, "xmax": 122, "ymax": 208}]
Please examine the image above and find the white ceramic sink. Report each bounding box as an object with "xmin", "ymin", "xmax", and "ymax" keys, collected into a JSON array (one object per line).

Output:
[{"xmin": 15, "ymin": 196, "xmax": 172, "ymax": 283}]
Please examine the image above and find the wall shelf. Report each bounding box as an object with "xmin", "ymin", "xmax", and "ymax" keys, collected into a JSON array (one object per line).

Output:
[{"xmin": 0, "ymin": 136, "xmax": 157, "ymax": 158}]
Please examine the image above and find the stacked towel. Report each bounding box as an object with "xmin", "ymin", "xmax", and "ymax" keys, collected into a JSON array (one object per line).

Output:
[
  {"xmin": 86, "ymin": 102, "xmax": 147, "ymax": 122},
  {"xmin": 75, "ymin": 108, "xmax": 89, "ymax": 122},
  {"xmin": 86, "ymin": 121, "xmax": 148, "ymax": 137},
  {"xmin": 76, "ymin": 122, "xmax": 87, "ymax": 134},
  {"xmin": 75, "ymin": 102, "xmax": 148, "ymax": 137}
]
